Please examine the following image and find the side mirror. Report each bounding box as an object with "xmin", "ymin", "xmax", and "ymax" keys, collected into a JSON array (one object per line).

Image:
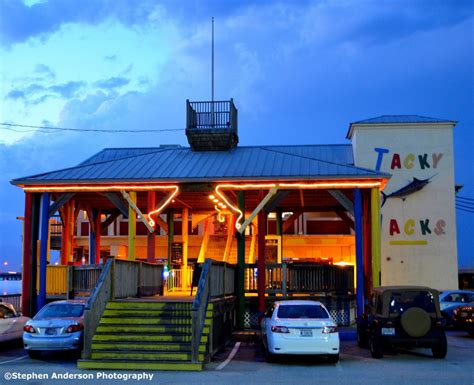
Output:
[{"xmin": 17, "ymin": 312, "xmax": 22, "ymax": 317}]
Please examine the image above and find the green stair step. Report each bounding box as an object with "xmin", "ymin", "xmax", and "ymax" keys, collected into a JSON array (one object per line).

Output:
[
  {"xmin": 91, "ymin": 351, "xmax": 205, "ymax": 361},
  {"xmin": 99, "ymin": 317, "xmax": 211, "ymax": 326},
  {"xmin": 78, "ymin": 359, "xmax": 202, "ymax": 371},
  {"xmin": 91, "ymin": 342, "xmax": 206, "ymax": 352},
  {"xmin": 106, "ymin": 301, "xmax": 214, "ymax": 311},
  {"xmin": 103, "ymin": 309, "xmax": 212, "ymax": 317},
  {"xmin": 96, "ymin": 325, "xmax": 210, "ymax": 334},
  {"xmin": 92, "ymin": 334, "xmax": 208, "ymax": 343}
]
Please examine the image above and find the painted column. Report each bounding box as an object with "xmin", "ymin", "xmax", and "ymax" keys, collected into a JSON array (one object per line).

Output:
[
  {"xmin": 257, "ymin": 190, "xmax": 266, "ymax": 317},
  {"xmin": 89, "ymin": 211, "xmax": 96, "ymax": 265},
  {"xmin": 68, "ymin": 200, "xmax": 75, "ymax": 263},
  {"xmin": 353, "ymin": 189, "xmax": 364, "ymax": 316},
  {"xmin": 128, "ymin": 192, "xmax": 136, "ymax": 261},
  {"xmin": 94, "ymin": 209, "xmax": 101, "ymax": 264},
  {"xmin": 147, "ymin": 192, "xmax": 156, "ymax": 263},
  {"xmin": 182, "ymin": 208, "xmax": 189, "ymax": 287},
  {"xmin": 37, "ymin": 193, "xmax": 50, "ymax": 311},
  {"xmin": 363, "ymin": 191, "xmax": 373, "ymax": 299},
  {"xmin": 371, "ymin": 188, "xmax": 381, "ymax": 287},
  {"xmin": 29, "ymin": 193, "xmax": 41, "ymax": 316},
  {"xmin": 276, "ymin": 208, "xmax": 283, "ymax": 262},
  {"xmin": 237, "ymin": 191, "xmax": 245, "ymax": 329},
  {"xmin": 60, "ymin": 201, "xmax": 70, "ymax": 265},
  {"xmin": 167, "ymin": 209, "xmax": 174, "ymax": 270},
  {"xmin": 21, "ymin": 193, "xmax": 32, "ymax": 316}
]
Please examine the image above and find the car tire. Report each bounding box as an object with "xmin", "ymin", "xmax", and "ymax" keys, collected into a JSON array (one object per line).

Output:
[
  {"xmin": 369, "ymin": 336, "xmax": 383, "ymax": 359},
  {"xmin": 357, "ymin": 330, "xmax": 368, "ymax": 348},
  {"xmin": 431, "ymin": 332, "xmax": 447, "ymax": 359},
  {"xmin": 27, "ymin": 350, "xmax": 41, "ymax": 359},
  {"xmin": 265, "ymin": 348, "xmax": 276, "ymax": 363},
  {"xmin": 327, "ymin": 354, "xmax": 339, "ymax": 364}
]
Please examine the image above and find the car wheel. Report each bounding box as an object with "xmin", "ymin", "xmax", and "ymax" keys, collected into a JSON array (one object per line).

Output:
[
  {"xmin": 357, "ymin": 330, "xmax": 368, "ymax": 348},
  {"xmin": 327, "ymin": 354, "xmax": 339, "ymax": 364},
  {"xmin": 265, "ymin": 348, "xmax": 276, "ymax": 363},
  {"xmin": 431, "ymin": 332, "xmax": 447, "ymax": 359},
  {"xmin": 468, "ymin": 331, "xmax": 474, "ymax": 338},
  {"xmin": 369, "ymin": 336, "xmax": 383, "ymax": 359},
  {"xmin": 27, "ymin": 350, "xmax": 41, "ymax": 359}
]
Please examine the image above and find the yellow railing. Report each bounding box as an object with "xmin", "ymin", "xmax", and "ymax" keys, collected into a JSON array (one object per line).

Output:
[{"xmin": 36, "ymin": 265, "xmax": 68, "ymax": 295}]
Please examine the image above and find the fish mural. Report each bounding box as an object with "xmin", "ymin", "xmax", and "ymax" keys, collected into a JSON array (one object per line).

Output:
[{"xmin": 381, "ymin": 176, "xmax": 434, "ymax": 207}]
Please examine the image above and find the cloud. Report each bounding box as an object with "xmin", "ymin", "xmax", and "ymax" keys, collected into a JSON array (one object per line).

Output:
[
  {"xmin": 34, "ymin": 63, "xmax": 55, "ymax": 80},
  {"xmin": 94, "ymin": 77, "xmax": 130, "ymax": 90},
  {"xmin": 0, "ymin": 0, "xmax": 159, "ymax": 46},
  {"xmin": 48, "ymin": 81, "xmax": 86, "ymax": 98},
  {"xmin": 5, "ymin": 81, "xmax": 85, "ymax": 105},
  {"xmin": 6, "ymin": 90, "xmax": 25, "ymax": 100}
]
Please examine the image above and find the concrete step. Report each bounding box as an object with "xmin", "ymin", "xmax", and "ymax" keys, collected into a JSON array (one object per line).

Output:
[
  {"xmin": 103, "ymin": 309, "xmax": 212, "ymax": 317},
  {"xmin": 99, "ymin": 317, "xmax": 211, "ymax": 326},
  {"xmin": 95, "ymin": 324, "xmax": 210, "ymax": 334},
  {"xmin": 107, "ymin": 301, "xmax": 213, "ymax": 310},
  {"xmin": 78, "ymin": 359, "xmax": 202, "ymax": 371}
]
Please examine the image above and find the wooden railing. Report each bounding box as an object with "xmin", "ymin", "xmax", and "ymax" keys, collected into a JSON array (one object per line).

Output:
[
  {"xmin": 73, "ymin": 265, "xmax": 103, "ymax": 295},
  {"xmin": 167, "ymin": 268, "xmax": 193, "ymax": 292},
  {"xmin": 245, "ymin": 263, "xmax": 354, "ymax": 295},
  {"xmin": 191, "ymin": 260, "xmax": 236, "ymax": 363},
  {"xmin": 186, "ymin": 100, "xmax": 237, "ymax": 130},
  {"xmin": 82, "ymin": 259, "xmax": 164, "ymax": 359}
]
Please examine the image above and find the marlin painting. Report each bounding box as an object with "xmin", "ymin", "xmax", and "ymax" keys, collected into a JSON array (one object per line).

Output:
[{"xmin": 381, "ymin": 176, "xmax": 434, "ymax": 207}]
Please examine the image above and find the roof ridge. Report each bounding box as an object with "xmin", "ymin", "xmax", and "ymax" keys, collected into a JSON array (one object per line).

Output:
[{"xmin": 258, "ymin": 147, "xmax": 389, "ymax": 176}]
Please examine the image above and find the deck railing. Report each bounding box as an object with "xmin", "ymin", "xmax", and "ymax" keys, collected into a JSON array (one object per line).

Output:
[
  {"xmin": 245, "ymin": 263, "xmax": 354, "ymax": 295},
  {"xmin": 191, "ymin": 259, "xmax": 236, "ymax": 362},
  {"xmin": 186, "ymin": 100, "xmax": 237, "ymax": 130},
  {"xmin": 167, "ymin": 268, "xmax": 193, "ymax": 292},
  {"xmin": 82, "ymin": 258, "xmax": 164, "ymax": 359}
]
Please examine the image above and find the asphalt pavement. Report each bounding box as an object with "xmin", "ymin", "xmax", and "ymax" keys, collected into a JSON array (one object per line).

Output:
[{"xmin": 0, "ymin": 331, "xmax": 472, "ymax": 385}]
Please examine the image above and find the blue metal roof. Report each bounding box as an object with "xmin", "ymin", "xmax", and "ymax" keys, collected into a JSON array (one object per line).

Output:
[
  {"xmin": 351, "ymin": 115, "xmax": 455, "ymax": 124},
  {"xmin": 12, "ymin": 144, "xmax": 389, "ymax": 185}
]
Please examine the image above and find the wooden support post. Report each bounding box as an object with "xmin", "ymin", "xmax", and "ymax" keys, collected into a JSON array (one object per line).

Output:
[
  {"xmin": 182, "ymin": 208, "xmax": 189, "ymax": 287},
  {"xmin": 198, "ymin": 217, "xmax": 211, "ymax": 263},
  {"xmin": 94, "ymin": 209, "xmax": 101, "ymax": 264},
  {"xmin": 371, "ymin": 188, "xmax": 381, "ymax": 287},
  {"xmin": 354, "ymin": 189, "xmax": 364, "ymax": 317},
  {"xmin": 276, "ymin": 208, "xmax": 283, "ymax": 264},
  {"xmin": 68, "ymin": 200, "xmax": 75, "ymax": 263},
  {"xmin": 257, "ymin": 190, "xmax": 266, "ymax": 317},
  {"xmin": 128, "ymin": 192, "xmax": 137, "ymax": 260},
  {"xmin": 21, "ymin": 193, "xmax": 32, "ymax": 317},
  {"xmin": 147, "ymin": 192, "xmax": 156, "ymax": 263},
  {"xmin": 60, "ymin": 202, "xmax": 70, "ymax": 265},
  {"xmin": 237, "ymin": 191, "xmax": 245, "ymax": 329},
  {"xmin": 38, "ymin": 193, "xmax": 50, "ymax": 312},
  {"xmin": 88, "ymin": 209, "xmax": 96, "ymax": 265},
  {"xmin": 29, "ymin": 194, "xmax": 41, "ymax": 316},
  {"xmin": 363, "ymin": 191, "xmax": 372, "ymax": 300},
  {"xmin": 167, "ymin": 209, "xmax": 174, "ymax": 270},
  {"xmin": 223, "ymin": 214, "xmax": 233, "ymax": 262}
]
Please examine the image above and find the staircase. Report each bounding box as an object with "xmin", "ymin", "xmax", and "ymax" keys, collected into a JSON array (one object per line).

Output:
[{"xmin": 78, "ymin": 300, "xmax": 212, "ymax": 371}]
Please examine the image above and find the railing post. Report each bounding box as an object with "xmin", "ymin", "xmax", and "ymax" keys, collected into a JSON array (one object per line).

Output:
[
  {"xmin": 282, "ymin": 263, "xmax": 287, "ymax": 297},
  {"xmin": 67, "ymin": 266, "xmax": 74, "ymax": 299}
]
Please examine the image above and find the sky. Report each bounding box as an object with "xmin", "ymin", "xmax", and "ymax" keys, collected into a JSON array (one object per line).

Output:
[{"xmin": 0, "ymin": 0, "xmax": 473, "ymax": 271}]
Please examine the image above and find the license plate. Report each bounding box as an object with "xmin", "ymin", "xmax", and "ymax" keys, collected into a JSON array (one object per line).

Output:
[
  {"xmin": 381, "ymin": 327, "xmax": 395, "ymax": 336},
  {"xmin": 300, "ymin": 329, "xmax": 313, "ymax": 337},
  {"xmin": 45, "ymin": 328, "xmax": 57, "ymax": 335}
]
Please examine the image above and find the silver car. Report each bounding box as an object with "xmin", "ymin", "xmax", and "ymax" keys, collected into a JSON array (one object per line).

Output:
[
  {"xmin": 23, "ymin": 300, "xmax": 85, "ymax": 358},
  {"xmin": 0, "ymin": 302, "xmax": 30, "ymax": 343}
]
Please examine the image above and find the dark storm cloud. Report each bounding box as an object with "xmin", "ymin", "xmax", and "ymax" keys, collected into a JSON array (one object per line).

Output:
[{"xmin": 0, "ymin": 0, "xmax": 157, "ymax": 45}]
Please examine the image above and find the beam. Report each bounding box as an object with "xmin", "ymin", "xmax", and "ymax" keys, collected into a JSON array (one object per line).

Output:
[
  {"xmin": 238, "ymin": 186, "xmax": 278, "ymax": 234},
  {"xmin": 94, "ymin": 209, "xmax": 101, "ymax": 264},
  {"xmin": 30, "ymin": 194, "xmax": 41, "ymax": 316},
  {"xmin": 223, "ymin": 214, "xmax": 234, "ymax": 262},
  {"xmin": 299, "ymin": 189, "xmax": 305, "ymax": 208},
  {"xmin": 121, "ymin": 190, "xmax": 154, "ymax": 233},
  {"xmin": 264, "ymin": 190, "xmax": 290, "ymax": 216},
  {"xmin": 101, "ymin": 211, "xmax": 120, "ymax": 232},
  {"xmin": 103, "ymin": 192, "xmax": 129, "ymax": 218},
  {"xmin": 334, "ymin": 210, "xmax": 355, "ymax": 230},
  {"xmin": 198, "ymin": 217, "xmax": 212, "ymax": 263},
  {"xmin": 257, "ymin": 190, "xmax": 266, "ymax": 317},
  {"xmin": 147, "ymin": 192, "xmax": 156, "ymax": 263},
  {"xmin": 182, "ymin": 208, "xmax": 189, "ymax": 287},
  {"xmin": 21, "ymin": 193, "xmax": 32, "ymax": 316},
  {"xmin": 282, "ymin": 210, "xmax": 303, "ymax": 233},
  {"xmin": 48, "ymin": 193, "xmax": 75, "ymax": 217},
  {"xmin": 167, "ymin": 209, "xmax": 174, "ymax": 269},
  {"xmin": 329, "ymin": 190, "xmax": 354, "ymax": 215}
]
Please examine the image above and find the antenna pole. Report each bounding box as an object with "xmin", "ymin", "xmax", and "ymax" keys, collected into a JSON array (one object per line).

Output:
[{"xmin": 211, "ymin": 17, "xmax": 215, "ymax": 103}]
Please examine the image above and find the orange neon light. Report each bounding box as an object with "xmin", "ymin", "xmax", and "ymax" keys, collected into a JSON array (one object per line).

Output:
[
  {"xmin": 23, "ymin": 184, "xmax": 181, "ymax": 193},
  {"xmin": 215, "ymin": 181, "xmax": 383, "ymax": 230},
  {"xmin": 214, "ymin": 205, "xmax": 226, "ymax": 223},
  {"xmin": 146, "ymin": 186, "xmax": 180, "ymax": 228}
]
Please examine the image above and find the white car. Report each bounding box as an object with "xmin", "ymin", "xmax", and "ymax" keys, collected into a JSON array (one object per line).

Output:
[
  {"xmin": 0, "ymin": 302, "xmax": 30, "ymax": 343},
  {"xmin": 261, "ymin": 300, "xmax": 340, "ymax": 363}
]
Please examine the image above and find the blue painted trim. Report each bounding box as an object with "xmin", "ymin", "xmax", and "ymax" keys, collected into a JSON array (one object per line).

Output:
[
  {"xmin": 37, "ymin": 193, "xmax": 50, "ymax": 312},
  {"xmin": 354, "ymin": 188, "xmax": 364, "ymax": 317}
]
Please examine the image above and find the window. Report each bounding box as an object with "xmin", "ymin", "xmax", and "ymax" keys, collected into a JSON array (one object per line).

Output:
[
  {"xmin": 0, "ymin": 304, "xmax": 15, "ymax": 318},
  {"xmin": 277, "ymin": 305, "xmax": 329, "ymax": 319},
  {"xmin": 35, "ymin": 304, "xmax": 84, "ymax": 319},
  {"xmin": 389, "ymin": 291, "xmax": 436, "ymax": 314}
]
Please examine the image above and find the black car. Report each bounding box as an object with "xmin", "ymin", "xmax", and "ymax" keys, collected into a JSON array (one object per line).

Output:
[
  {"xmin": 357, "ymin": 286, "xmax": 447, "ymax": 359},
  {"xmin": 452, "ymin": 302, "xmax": 474, "ymax": 337}
]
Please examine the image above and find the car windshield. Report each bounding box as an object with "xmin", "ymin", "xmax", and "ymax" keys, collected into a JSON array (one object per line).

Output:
[
  {"xmin": 389, "ymin": 291, "xmax": 436, "ymax": 314},
  {"xmin": 277, "ymin": 305, "xmax": 329, "ymax": 319},
  {"xmin": 35, "ymin": 304, "xmax": 84, "ymax": 319}
]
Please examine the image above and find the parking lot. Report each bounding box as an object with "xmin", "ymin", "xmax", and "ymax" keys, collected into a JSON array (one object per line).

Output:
[{"xmin": 0, "ymin": 331, "xmax": 472, "ymax": 385}]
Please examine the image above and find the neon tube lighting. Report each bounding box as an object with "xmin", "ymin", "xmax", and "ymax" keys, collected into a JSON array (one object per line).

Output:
[
  {"xmin": 146, "ymin": 186, "xmax": 180, "ymax": 228},
  {"xmin": 23, "ymin": 184, "xmax": 181, "ymax": 192}
]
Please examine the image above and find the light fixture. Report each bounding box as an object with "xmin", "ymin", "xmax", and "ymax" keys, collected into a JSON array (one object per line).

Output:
[{"xmin": 209, "ymin": 195, "xmax": 215, "ymax": 200}]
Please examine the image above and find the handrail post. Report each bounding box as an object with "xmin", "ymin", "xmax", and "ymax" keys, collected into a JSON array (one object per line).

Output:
[
  {"xmin": 67, "ymin": 266, "xmax": 74, "ymax": 299},
  {"xmin": 282, "ymin": 263, "xmax": 287, "ymax": 297}
]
